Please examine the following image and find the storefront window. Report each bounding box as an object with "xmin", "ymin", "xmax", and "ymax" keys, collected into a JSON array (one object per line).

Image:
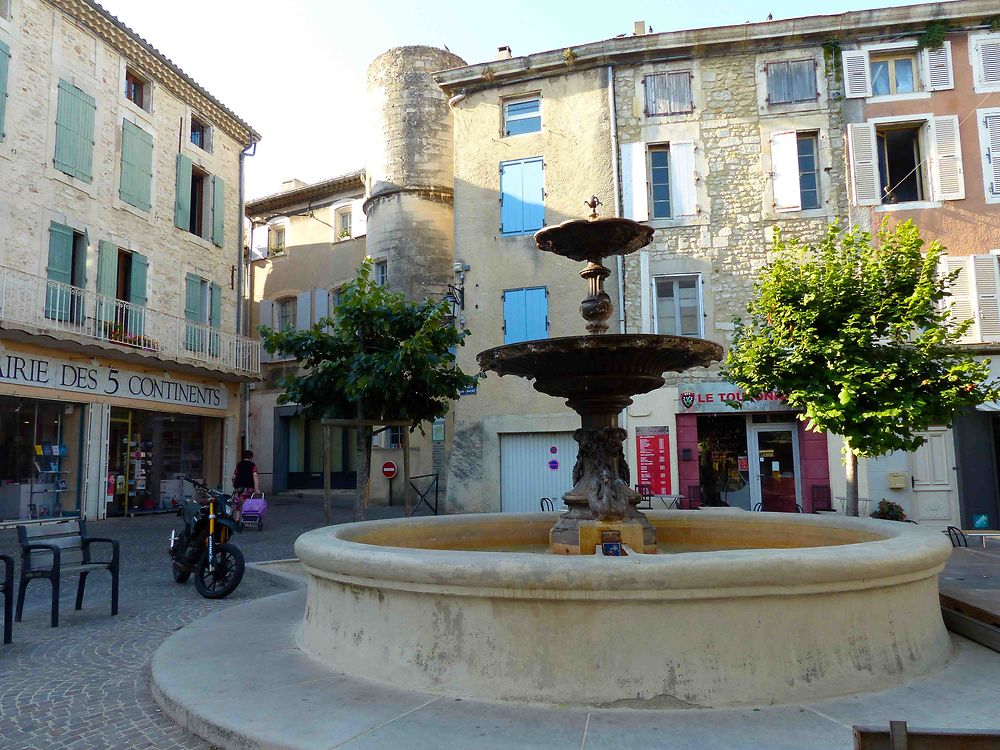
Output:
[
  {"xmin": 0, "ymin": 396, "xmax": 85, "ymax": 521},
  {"xmin": 696, "ymin": 415, "xmax": 751, "ymax": 509}
]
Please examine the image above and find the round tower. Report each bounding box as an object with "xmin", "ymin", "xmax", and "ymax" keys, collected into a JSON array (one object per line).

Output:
[{"xmin": 365, "ymin": 46, "xmax": 466, "ymax": 302}]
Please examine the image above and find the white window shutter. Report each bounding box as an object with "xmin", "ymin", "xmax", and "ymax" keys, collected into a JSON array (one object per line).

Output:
[
  {"xmin": 945, "ymin": 258, "xmax": 976, "ymax": 343},
  {"xmin": 668, "ymin": 141, "xmax": 697, "ymax": 216},
  {"xmin": 930, "ymin": 115, "xmax": 964, "ymax": 201},
  {"xmin": 922, "ymin": 42, "xmax": 953, "ymax": 91},
  {"xmin": 257, "ymin": 299, "xmax": 273, "ymax": 362},
  {"xmin": 620, "ymin": 142, "xmax": 648, "ymax": 221},
  {"xmin": 984, "ymin": 113, "xmax": 1000, "ymax": 198},
  {"xmin": 842, "ymin": 50, "xmax": 871, "ymax": 98},
  {"xmin": 977, "ymin": 37, "xmax": 1000, "ymax": 88},
  {"xmin": 351, "ymin": 198, "xmax": 367, "ymax": 237},
  {"xmin": 974, "ymin": 254, "xmax": 1000, "ymax": 342},
  {"xmin": 639, "ymin": 251, "xmax": 651, "ymax": 334},
  {"xmin": 312, "ymin": 287, "xmax": 329, "ymax": 323},
  {"xmin": 847, "ymin": 123, "xmax": 880, "ymax": 206},
  {"xmin": 296, "ymin": 291, "xmax": 313, "ymax": 331},
  {"xmin": 770, "ymin": 131, "xmax": 801, "ymax": 211}
]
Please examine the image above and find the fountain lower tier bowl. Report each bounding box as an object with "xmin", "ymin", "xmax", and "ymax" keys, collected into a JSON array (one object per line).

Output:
[
  {"xmin": 478, "ymin": 334, "xmax": 723, "ymax": 419},
  {"xmin": 295, "ymin": 512, "xmax": 952, "ymax": 707}
]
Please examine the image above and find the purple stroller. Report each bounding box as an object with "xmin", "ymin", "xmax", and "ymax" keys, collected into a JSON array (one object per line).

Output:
[{"xmin": 238, "ymin": 491, "xmax": 267, "ymax": 531}]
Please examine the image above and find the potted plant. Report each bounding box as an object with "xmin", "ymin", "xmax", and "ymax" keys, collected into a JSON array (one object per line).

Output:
[{"xmin": 870, "ymin": 499, "xmax": 908, "ymax": 522}]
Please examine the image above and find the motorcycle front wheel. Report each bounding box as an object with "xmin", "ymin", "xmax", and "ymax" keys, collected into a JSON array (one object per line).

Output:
[{"xmin": 194, "ymin": 543, "xmax": 245, "ymax": 599}]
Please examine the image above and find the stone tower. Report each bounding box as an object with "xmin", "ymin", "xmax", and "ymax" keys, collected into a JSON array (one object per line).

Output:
[{"xmin": 365, "ymin": 46, "xmax": 466, "ymax": 302}]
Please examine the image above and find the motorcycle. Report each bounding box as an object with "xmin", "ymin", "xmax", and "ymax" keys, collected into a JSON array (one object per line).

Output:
[{"xmin": 168, "ymin": 476, "xmax": 245, "ymax": 599}]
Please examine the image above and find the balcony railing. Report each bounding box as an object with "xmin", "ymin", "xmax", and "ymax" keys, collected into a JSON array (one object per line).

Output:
[{"xmin": 0, "ymin": 265, "xmax": 260, "ymax": 376}]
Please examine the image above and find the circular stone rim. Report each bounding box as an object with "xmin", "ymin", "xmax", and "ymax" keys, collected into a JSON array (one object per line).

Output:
[{"xmin": 295, "ymin": 511, "xmax": 952, "ymax": 596}]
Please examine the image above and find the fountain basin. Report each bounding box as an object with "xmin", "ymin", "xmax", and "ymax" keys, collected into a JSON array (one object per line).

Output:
[{"xmin": 295, "ymin": 511, "xmax": 952, "ymax": 707}]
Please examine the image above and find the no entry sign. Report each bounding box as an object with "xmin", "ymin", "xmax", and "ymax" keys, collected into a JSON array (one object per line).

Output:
[{"xmin": 381, "ymin": 461, "xmax": 397, "ymax": 479}]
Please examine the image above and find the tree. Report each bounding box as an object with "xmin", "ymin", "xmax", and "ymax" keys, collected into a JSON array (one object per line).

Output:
[
  {"xmin": 260, "ymin": 258, "xmax": 477, "ymax": 521},
  {"xmin": 723, "ymin": 221, "xmax": 999, "ymax": 517}
]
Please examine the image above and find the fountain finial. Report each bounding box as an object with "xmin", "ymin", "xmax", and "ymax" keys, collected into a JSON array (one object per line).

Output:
[{"xmin": 584, "ymin": 195, "xmax": 602, "ymax": 220}]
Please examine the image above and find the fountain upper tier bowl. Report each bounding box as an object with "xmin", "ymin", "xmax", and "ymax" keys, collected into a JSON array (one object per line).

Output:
[{"xmin": 535, "ymin": 216, "xmax": 655, "ymax": 262}]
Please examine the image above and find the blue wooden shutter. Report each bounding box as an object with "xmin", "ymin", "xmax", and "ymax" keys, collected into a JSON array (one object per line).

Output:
[
  {"xmin": 524, "ymin": 287, "xmax": 548, "ymax": 339},
  {"xmin": 521, "ymin": 158, "xmax": 545, "ymax": 232},
  {"xmin": 184, "ymin": 273, "xmax": 201, "ymax": 350},
  {"xmin": 503, "ymin": 288, "xmax": 527, "ymax": 343},
  {"xmin": 500, "ymin": 161, "xmax": 523, "ymax": 235},
  {"xmin": 209, "ymin": 282, "xmax": 222, "ymax": 356},
  {"xmin": 174, "ymin": 153, "xmax": 193, "ymax": 229},
  {"xmin": 211, "ymin": 175, "xmax": 225, "ymax": 246},
  {"xmin": 45, "ymin": 223, "xmax": 74, "ymax": 320},
  {"xmin": 0, "ymin": 40, "xmax": 10, "ymax": 141},
  {"xmin": 96, "ymin": 241, "xmax": 117, "ymax": 328},
  {"xmin": 120, "ymin": 120, "xmax": 153, "ymax": 211},
  {"xmin": 54, "ymin": 80, "xmax": 96, "ymax": 182},
  {"xmin": 128, "ymin": 252, "xmax": 148, "ymax": 338}
]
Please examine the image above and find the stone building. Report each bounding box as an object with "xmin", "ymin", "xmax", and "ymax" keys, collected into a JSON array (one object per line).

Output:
[{"xmin": 0, "ymin": 0, "xmax": 259, "ymax": 523}]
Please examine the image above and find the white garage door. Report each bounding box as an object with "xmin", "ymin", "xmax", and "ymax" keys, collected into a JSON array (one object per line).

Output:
[{"xmin": 500, "ymin": 432, "xmax": 577, "ymax": 512}]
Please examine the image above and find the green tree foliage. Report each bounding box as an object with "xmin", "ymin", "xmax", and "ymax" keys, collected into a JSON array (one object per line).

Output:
[
  {"xmin": 261, "ymin": 258, "xmax": 477, "ymax": 520},
  {"xmin": 724, "ymin": 221, "xmax": 998, "ymax": 516}
]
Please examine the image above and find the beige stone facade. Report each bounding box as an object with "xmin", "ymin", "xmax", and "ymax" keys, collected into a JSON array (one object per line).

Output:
[{"xmin": 0, "ymin": 0, "xmax": 258, "ymax": 522}]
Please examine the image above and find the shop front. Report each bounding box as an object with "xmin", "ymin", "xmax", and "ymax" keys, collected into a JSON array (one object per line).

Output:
[
  {"xmin": 0, "ymin": 340, "xmax": 239, "ymax": 523},
  {"xmin": 674, "ymin": 382, "xmax": 830, "ymax": 512}
]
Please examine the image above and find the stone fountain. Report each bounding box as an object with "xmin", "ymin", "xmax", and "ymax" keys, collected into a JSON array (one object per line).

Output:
[
  {"xmin": 292, "ymin": 199, "xmax": 953, "ymax": 708},
  {"xmin": 478, "ymin": 197, "xmax": 721, "ymax": 554}
]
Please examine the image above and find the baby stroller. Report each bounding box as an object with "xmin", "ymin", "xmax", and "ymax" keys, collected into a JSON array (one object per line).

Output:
[{"xmin": 234, "ymin": 490, "xmax": 267, "ymax": 531}]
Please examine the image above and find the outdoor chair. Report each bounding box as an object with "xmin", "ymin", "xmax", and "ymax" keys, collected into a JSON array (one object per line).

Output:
[
  {"xmin": 944, "ymin": 526, "xmax": 968, "ymax": 548},
  {"xmin": 679, "ymin": 485, "xmax": 701, "ymax": 510},
  {"xmin": 16, "ymin": 519, "xmax": 119, "ymax": 628},
  {"xmin": 0, "ymin": 554, "xmax": 13, "ymax": 644},
  {"xmin": 539, "ymin": 497, "xmax": 554, "ymax": 511},
  {"xmin": 635, "ymin": 484, "xmax": 653, "ymax": 509},
  {"xmin": 811, "ymin": 484, "xmax": 833, "ymax": 513}
]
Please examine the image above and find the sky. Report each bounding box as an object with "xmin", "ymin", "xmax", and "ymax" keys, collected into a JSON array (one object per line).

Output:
[{"xmin": 98, "ymin": 0, "xmax": 922, "ymax": 200}]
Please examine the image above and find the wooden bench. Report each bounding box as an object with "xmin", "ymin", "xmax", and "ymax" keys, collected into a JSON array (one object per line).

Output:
[
  {"xmin": 855, "ymin": 720, "xmax": 1000, "ymax": 748},
  {"xmin": 16, "ymin": 519, "xmax": 119, "ymax": 628},
  {"xmin": 1, "ymin": 554, "xmax": 12, "ymax": 644}
]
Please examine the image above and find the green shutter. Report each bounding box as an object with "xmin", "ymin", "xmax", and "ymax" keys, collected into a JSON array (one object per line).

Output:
[
  {"xmin": 184, "ymin": 273, "xmax": 201, "ymax": 351},
  {"xmin": 211, "ymin": 175, "xmax": 225, "ymax": 247},
  {"xmin": 174, "ymin": 153, "xmax": 193, "ymax": 229},
  {"xmin": 0, "ymin": 41, "xmax": 10, "ymax": 142},
  {"xmin": 128, "ymin": 252, "xmax": 148, "ymax": 339},
  {"xmin": 209, "ymin": 282, "xmax": 222, "ymax": 356},
  {"xmin": 45, "ymin": 223, "xmax": 74, "ymax": 320},
  {"xmin": 54, "ymin": 80, "xmax": 96, "ymax": 182},
  {"xmin": 120, "ymin": 120, "xmax": 153, "ymax": 211},
  {"xmin": 96, "ymin": 240, "xmax": 118, "ymax": 328}
]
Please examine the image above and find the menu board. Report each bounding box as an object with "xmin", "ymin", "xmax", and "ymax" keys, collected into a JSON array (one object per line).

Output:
[{"xmin": 636, "ymin": 427, "xmax": 671, "ymax": 495}]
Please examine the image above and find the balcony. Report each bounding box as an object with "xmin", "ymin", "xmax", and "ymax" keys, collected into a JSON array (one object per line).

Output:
[{"xmin": 0, "ymin": 265, "xmax": 260, "ymax": 378}]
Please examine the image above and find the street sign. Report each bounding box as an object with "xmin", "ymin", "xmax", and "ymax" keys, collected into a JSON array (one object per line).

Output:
[
  {"xmin": 548, "ymin": 459, "xmax": 559, "ymax": 471},
  {"xmin": 381, "ymin": 461, "xmax": 397, "ymax": 479}
]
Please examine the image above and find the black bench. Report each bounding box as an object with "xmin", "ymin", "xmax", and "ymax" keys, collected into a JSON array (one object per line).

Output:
[
  {"xmin": 1, "ymin": 554, "xmax": 12, "ymax": 644},
  {"xmin": 16, "ymin": 519, "xmax": 119, "ymax": 628}
]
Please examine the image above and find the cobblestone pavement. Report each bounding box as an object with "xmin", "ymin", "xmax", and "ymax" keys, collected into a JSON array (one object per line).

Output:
[{"xmin": 0, "ymin": 492, "xmax": 406, "ymax": 750}]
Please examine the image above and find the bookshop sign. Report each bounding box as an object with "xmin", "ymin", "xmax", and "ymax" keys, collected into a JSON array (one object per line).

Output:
[{"xmin": 0, "ymin": 345, "xmax": 228, "ymax": 410}]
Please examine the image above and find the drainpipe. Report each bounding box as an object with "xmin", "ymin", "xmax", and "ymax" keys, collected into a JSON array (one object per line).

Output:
[
  {"xmin": 238, "ymin": 131, "xmax": 258, "ymax": 451},
  {"xmin": 607, "ymin": 63, "xmax": 628, "ymax": 436}
]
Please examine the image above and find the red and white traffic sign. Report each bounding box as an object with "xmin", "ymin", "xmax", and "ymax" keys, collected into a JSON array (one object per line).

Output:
[{"xmin": 381, "ymin": 461, "xmax": 397, "ymax": 479}]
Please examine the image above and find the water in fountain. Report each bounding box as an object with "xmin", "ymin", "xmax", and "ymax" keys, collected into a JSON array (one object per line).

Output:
[{"xmin": 477, "ymin": 197, "xmax": 723, "ymax": 554}]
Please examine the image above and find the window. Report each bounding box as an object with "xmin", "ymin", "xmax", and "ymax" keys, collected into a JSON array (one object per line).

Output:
[
  {"xmin": 45, "ymin": 222, "xmax": 88, "ymax": 322},
  {"xmin": 981, "ymin": 109, "xmax": 1000, "ymax": 201},
  {"xmin": 174, "ymin": 155, "xmax": 225, "ymax": 245},
  {"xmin": 503, "ymin": 287, "xmax": 547, "ymax": 344},
  {"xmin": 54, "ymin": 80, "xmax": 96, "ymax": 182},
  {"xmin": 388, "ymin": 426, "xmax": 404, "ymax": 449},
  {"xmin": 0, "ymin": 40, "xmax": 9, "ymax": 142},
  {"xmin": 765, "ymin": 60, "xmax": 816, "ymax": 104},
  {"xmin": 653, "ymin": 276, "xmax": 701, "ymax": 337},
  {"xmin": 276, "ymin": 297, "xmax": 297, "ymax": 330},
  {"xmin": 184, "ymin": 274, "xmax": 221, "ymax": 353},
  {"xmin": 119, "ymin": 120, "xmax": 153, "ymax": 211},
  {"xmin": 797, "ymin": 133, "xmax": 820, "ymax": 210},
  {"xmin": 944, "ymin": 255, "xmax": 1000, "ymax": 344},
  {"xmin": 648, "ymin": 146, "xmax": 671, "ymax": 219},
  {"xmin": 503, "ymin": 96, "xmax": 541, "ymax": 136},
  {"xmin": 374, "ymin": 260, "xmax": 388, "ymax": 287},
  {"xmin": 269, "ymin": 225, "xmax": 286, "ymax": 255},
  {"xmin": 971, "ymin": 33, "xmax": 1000, "ymax": 93},
  {"xmin": 124, "ymin": 68, "xmax": 148, "ymax": 111},
  {"xmin": 870, "ymin": 52, "xmax": 918, "ymax": 96},
  {"xmin": 848, "ymin": 117, "xmax": 964, "ymax": 206},
  {"xmin": 500, "ymin": 157, "xmax": 544, "ymax": 235},
  {"xmin": 644, "ymin": 71, "xmax": 692, "ymax": 115},
  {"xmin": 190, "ymin": 114, "xmax": 212, "ymax": 152},
  {"xmin": 336, "ymin": 207, "xmax": 352, "ymax": 240}
]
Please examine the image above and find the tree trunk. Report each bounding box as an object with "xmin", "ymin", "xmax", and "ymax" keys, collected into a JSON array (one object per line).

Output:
[
  {"xmin": 402, "ymin": 426, "xmax": 411, "ymax": 517},
  {"xmin": 323, "ymin": 423, "xmax": 332, "ymax": 526},
  {"xmin": 362, "ymin": 427, "xmax": 373, "ymax": 518},
  {"xmin": 845, "ymin": 439, "xmax": 859, "ymax": 518},
  {"xmin": 354, "ymin": 399, "xmax": 368, "ymax": 521}
]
